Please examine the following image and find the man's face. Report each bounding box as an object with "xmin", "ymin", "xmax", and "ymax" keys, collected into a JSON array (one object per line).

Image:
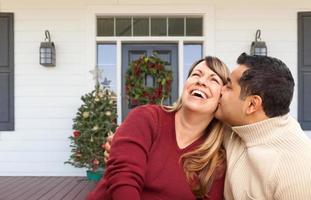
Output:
[{"xmin": 215, "ymin": 64, "xmax": 249, "ymax": 126}]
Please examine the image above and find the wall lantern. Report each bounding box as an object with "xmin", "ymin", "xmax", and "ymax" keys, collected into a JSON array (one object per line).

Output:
[
  {"xmin": 250, "ymin": 29, "xmax": 267, "ymax": 56},
  {"xmin": 40, "ymin": 30, "xmax": 56, "ymax": 66}
]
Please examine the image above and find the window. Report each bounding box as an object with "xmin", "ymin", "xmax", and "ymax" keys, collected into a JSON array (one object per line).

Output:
[
  {"xmin": 133, "ymin": 17, "xmax": 149, "ymax": 36},
  {"xmin": 168, "ymin": 18, "xmax": 184, "ymax": 36},
  {"xmin": 97, "ymin": 18, "xmax": 114, "ymax": 36},
  {"xmin": 183, "ymin": 44, "xmax": 203, "ymax": 82},
  {"xmin": 97, "ymin": 16, "xmax": 203, "ymax": 37},
  {"xmin": 97, "ymin": 44, "xmax": 117, "ymax": 93}
]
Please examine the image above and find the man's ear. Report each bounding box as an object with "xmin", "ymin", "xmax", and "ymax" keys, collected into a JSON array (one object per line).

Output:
[{"xmin": 245, "ymin": 95, "xmax": 263, "ymax": 115}]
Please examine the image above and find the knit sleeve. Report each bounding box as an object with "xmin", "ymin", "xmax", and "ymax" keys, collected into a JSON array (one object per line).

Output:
[
  {"xmin": 272, "ymin": 155, "xmax": 311, "ymax": 200},
  {"xmin": 87, "ymin": 105, "xmax": 158, "ymax": 200},
  {"xmin": 222, "ymin": 125, "xmax": 232, "ymax": 150}
]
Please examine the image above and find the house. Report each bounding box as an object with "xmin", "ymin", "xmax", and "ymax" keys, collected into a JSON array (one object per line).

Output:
[{"xmin": 0, "ymin": 0, "xmax": 310, "ymax": 177}]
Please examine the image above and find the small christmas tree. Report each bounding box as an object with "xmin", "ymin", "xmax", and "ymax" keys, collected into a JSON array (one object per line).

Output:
[{"xmin": 65, "ymin": 72, "xmax": 117, "ymax": 172}]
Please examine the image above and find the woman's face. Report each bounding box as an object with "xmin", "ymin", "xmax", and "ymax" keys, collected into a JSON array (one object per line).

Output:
[{"xmin": 181, "ymin": 60, "xmax": 224, "ymax": 114}]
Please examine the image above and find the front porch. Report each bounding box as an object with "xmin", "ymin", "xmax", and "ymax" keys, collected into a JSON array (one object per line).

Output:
[{"xmin": 0, "ymin": 176, "xmax": 96, "ymax": 200}]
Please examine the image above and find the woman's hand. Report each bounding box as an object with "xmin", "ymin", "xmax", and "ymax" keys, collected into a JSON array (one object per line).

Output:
[{"xmin": 104, "ymin": 134, "xmax": 114, "ymax": 163}]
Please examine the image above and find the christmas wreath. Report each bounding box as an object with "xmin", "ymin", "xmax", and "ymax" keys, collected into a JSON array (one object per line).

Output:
[{"xmin": 125, "ymin": 56, "xmax": 173, "ymax": 105}]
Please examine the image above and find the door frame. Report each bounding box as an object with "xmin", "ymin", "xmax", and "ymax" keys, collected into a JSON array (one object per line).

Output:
[{"xmin": 87, "ymin": 7, "xmax": 215, "ymax": 123}]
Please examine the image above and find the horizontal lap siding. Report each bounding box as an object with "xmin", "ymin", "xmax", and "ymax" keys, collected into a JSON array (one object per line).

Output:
[{"xmin": 0, "ymin": 1, "xmax": 92, "ymax": 175}]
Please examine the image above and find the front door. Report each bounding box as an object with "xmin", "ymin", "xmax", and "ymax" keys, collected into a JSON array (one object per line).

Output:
[{"xmin": 122, "ymin": 43, "xmax": 178, "ymax": 120}]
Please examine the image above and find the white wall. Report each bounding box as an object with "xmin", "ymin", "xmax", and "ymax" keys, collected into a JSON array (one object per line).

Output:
[
  {"xmin": 0, "ymin": 0, "xmax": 94, "ymax": 176},
  {"xmin": 0, "ymin": 0, "xmax": 310, "ymax": 176}
]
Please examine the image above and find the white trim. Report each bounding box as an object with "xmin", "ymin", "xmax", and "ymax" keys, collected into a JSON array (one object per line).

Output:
[
  {"xmin": 96, "ymin": 36, "xmax": 205, "ymax": 42},
  {"xmin": 87, "ymin": 5, "xmax": 215, "ymax": 15},
  {"xmin": 204, "ymin": 11, "xmax": 215, "ymax": 55},
  {"xmin": 116, "ymin": 40, "xmax": 122, "ymax": 124},
  {"xmin": 178, "ymin": 40, "xmax": 184, "ymax": 96},
  {"xmin": 85, "ymin": 5, "xmax": 215, "ymax": 122}
]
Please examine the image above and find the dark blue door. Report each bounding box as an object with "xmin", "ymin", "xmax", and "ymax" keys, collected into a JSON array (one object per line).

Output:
[{"xmin": 122, "ymin": 44, "xmax": 178, "ymax": 120}]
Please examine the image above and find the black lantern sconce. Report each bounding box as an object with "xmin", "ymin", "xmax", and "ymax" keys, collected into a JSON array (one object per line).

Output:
[
  {"xmin": 250, "ymin": 29, "xmax": 267, "ymax": 56},
  {"xmin": 40, "ymin": 30, "xmax": 56, "ymax": 66}
]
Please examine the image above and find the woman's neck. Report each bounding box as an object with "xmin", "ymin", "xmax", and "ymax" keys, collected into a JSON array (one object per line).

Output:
[{"xmin": 175, "ymin": 107, "xmax": 214, "ymax": 149}]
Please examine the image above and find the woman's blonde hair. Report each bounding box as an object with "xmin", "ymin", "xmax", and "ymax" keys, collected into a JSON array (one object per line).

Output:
[{"xmin": 162, "ymin": 56, "xmax": 230, "ymax": 198}]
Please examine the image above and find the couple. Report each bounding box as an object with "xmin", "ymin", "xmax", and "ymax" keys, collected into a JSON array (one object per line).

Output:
[{"xmin": 88, "ymin": 53, "xmax": 311, "ymax": 200}]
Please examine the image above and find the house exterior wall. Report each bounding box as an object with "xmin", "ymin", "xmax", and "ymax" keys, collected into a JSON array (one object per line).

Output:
[{"xmin": 0, "ymin": 0, "xmax": 310, "ymax": 176}]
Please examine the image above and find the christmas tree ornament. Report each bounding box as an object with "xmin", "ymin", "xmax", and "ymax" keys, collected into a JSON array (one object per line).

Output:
[
  {"xmin": 75, "ymin": 153, "xmax": 82, "ymax": 158},
  {"xmin": 92, "ymin": 125, "xmax": 99, "ymax": 131},
  {"xmin": 90, "ymin": 136, "xmax": 94, "ymax": 142},
  {"xmin": 92, "ymin": 159, "xmax": 100, "ymax": 165},
  {"xmin": 105, "ymin": 111, "xmax": 112, "ymax": 116},
  {"xmin": 73, "ymin": 130, "xmax": 81, "ymax": 138},
  {"xmin": 98, "ymin": 92, "xmax": 104, "ymax": 98},
  {"xmin": 82, "ymin": 111, "xmax": 90, "ymax": 118}
]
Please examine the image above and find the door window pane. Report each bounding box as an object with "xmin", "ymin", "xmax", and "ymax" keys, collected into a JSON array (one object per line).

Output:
[
  {"xmin": 97, "ymin": 44, "xmax": 117, "ymax": 93},
  {"xmin": 186, "ymin": 18, "xmax": 203, "ymax": 36},
  {"xmin": 168, "ymin": 18, "xmax": 184, "ymax": 36},
  {"xmin": 183, "ymin": 44, "xmax": 202, "ymax": 82},
  {"xmin": 116, "ymin": 17, "xmax": 131, "ymax": 36},
  {"xmin": 97, "ymin": 18, "xmax": 114, "ymax": 36},
  {"xmin": 151, "ymin": 18, "xmax": 167, "ymax": 36},
  {"xmin": 133, "ymin": 18, "xmax": 149, "ymax": 36}
]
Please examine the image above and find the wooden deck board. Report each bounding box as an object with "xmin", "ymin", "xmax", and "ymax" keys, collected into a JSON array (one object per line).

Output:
[
  {"xmin": 36, "ymin": 177, "xmax": 74, "ymax": 200},
  {"xmin": 0, "ymin": 177, "xmax": 34, "ymax": 198},
  {"xmin": 14, "ymin": 177, "xmax": 52, "ymax": 200},
  {"xmin": 74, "ymin": 181, "xmax": 97, "ymax": 200},
  {"xmin": 6, "ymin": 177, "xmax": 50, "ymax": 200},
  {"xmin": 0, "ymin": 177, "xmax": 98, "ymax": 200},
  {"xmin": 61, "ymin": 177, "xmax": 90, "ymax": 200},
  {"xmin": 48, "ymin": 177, "xmax": 83, "ymax": 200},
  {"xmin": 0, "ymin": 176, "xmax": 26, "ymax": 194}
]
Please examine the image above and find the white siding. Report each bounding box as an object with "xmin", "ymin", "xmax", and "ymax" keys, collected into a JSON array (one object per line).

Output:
[
  {"xmin": 0, "ymin": 0, "xmax": 310, "ymax": 175},
  {"xmin": 0, "ymin": 0, "xmax": 93, "ymax": 176}
]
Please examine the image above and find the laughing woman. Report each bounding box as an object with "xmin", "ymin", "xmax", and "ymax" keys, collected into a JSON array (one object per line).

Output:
[{"xmin": 87, "ymin": 56, "xmax": 230, "ymax": 200}]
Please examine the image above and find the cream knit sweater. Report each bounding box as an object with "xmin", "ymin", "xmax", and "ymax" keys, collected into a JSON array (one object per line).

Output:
[{"xmin": 223, "ymin": 114, "xmax": 311, "ymax": 200}]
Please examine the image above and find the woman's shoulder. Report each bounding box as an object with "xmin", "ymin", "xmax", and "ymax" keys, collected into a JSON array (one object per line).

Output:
[{"xmin": 131, "ymin": 104, "xmax": 168, "ymax": 119}]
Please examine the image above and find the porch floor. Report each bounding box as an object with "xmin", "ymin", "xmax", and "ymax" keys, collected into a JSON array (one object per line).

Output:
[{"xmin": 0, "ymin": 176, "xmax": 97, "ymax": 200}]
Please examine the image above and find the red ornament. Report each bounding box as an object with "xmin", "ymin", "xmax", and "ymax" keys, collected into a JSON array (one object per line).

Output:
[
  {"xmin": 92, "ymin": 159, "xmax": 100, "ymax": 165},
  {"xmin": 130, "ymin": 99, "xmax": 139, "ymax": 106},
  {"xmin": 134, "ymin": 66, "xmax": 140, "ymax": 75},
  {"xmin": 101, "ymin": 143, "xmax": 105, "ymax": 149},
  {"xmin": 73, "ymin": 130, "xmax": 81, "ymax": 138},
  {"xmin": 75, "ymin": 153, "xmax": 82, "ymax": 158}
]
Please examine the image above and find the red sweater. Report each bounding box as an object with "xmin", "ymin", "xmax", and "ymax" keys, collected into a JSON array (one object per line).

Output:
[{"xmin": 87, "ymin": 105, "xmax": 224, "ymax": 200}]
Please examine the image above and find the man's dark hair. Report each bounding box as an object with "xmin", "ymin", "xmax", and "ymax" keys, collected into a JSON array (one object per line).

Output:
[{"xmin": 237, "ymin": 53, "xmax": 295, "ymax": 117}]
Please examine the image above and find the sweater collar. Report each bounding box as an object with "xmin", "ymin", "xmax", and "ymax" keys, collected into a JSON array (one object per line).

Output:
[{"xmin": 231, "ymin": 114, "xmax": 291, "ymax": 146}]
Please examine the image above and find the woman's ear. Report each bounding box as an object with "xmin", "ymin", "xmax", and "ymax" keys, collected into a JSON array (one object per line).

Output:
[{"xmin": 245, "ymin": 95, "xmax": 263, "ymax": 115}]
